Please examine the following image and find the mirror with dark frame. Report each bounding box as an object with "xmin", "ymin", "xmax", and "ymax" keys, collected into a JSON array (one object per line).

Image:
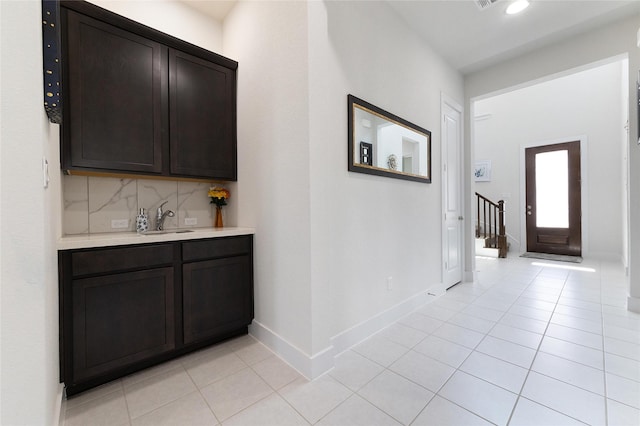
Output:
[{"xmin": 348, "ymin": 94, "xmax": 431, "ymax": 183}]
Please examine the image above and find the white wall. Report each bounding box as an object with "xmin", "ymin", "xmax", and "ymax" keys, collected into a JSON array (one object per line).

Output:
[
  {"xmin": 378, "ymin": 125, "xmax": 403, "ymax": 169},
  {"xmin": 1, "ymin": 1, "xmax": 62, "ymax": 424},
  {"xmin": 224, "ymin": 0, "xmax": 464, "ymax": 374},
  {"xmin": 308, "ymin": 0, "xmax": 464, "ymax": 356},
  {"xmin": 224, "ymin": 1, "xmax": 314, "ymax": 359},
  {"xmin": 88, "ymin": 0, "xmax": 223, "ymax": 53},
  {"xmin": 464, "ymin": 12, "xmax": 640, "ymax": 311},
  {"xmin": 474, "ymin": 61, "xmax": 625, "ymax": 259},
  {"xmin": 621, "ymin": 63, "xmax": 630, "ymax": 269}
]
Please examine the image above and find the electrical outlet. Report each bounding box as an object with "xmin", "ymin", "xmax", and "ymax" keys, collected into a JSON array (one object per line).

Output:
[
  {"xmin": 185, "ymin": 217, "xmax": 197, "ymax": 226},
  {"xmin": 387, "ymin": 276, "xmax": 393, "ymax": 291},
  {"xmin": 111, "ymin": 219, "xmax": 129, "ymax": 229}
]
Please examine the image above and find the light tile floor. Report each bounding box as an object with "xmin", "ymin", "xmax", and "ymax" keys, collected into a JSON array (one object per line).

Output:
[{"xmin": 62, "ymin": 256, "xmax": 640, "ymax": 425}]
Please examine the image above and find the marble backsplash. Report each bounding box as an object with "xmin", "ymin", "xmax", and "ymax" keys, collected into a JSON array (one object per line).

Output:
[{"xmin": 63, "ymin": 175, "xmax": 231, "ymax": 235}]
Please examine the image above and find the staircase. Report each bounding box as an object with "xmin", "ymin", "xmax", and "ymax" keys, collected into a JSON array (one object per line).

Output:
[{"xmin": 475, "ymin": 192, "xmax": 508, "ymax": 258}]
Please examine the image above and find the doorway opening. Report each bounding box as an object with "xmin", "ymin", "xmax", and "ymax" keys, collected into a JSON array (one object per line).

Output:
[{"xmin": 471, "ymin": 57, "xmax": 628, "ymax": 264}]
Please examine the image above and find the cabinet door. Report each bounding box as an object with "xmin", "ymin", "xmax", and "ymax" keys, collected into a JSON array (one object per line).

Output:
[
  {"xmin": 169, "ymin": 49, "xmax": 237, "ymax": 180},
  {"xmin": 183, "ymin": 256, "xmax": 251, "ymax": 344},
  {"xmin": 72, "ymin": 268, "xmax": 174, "ymax": 381},
  {"xmin": 64, "ymin": 10, "xmax": 165, "ymax": 173}
]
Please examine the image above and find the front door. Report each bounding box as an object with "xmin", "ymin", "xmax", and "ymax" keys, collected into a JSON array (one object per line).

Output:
[
  {"xmin": 525, "ymin": 141, "xmax": 581, "ymax": 256},
  {"xmin": 442, "ymin": 99, "xmax": 463, "ymax": 287}
]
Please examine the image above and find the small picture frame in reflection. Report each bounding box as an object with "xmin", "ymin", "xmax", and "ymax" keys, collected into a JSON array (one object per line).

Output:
[{"xmin": 360, "ymin": 142, "xmax": 373, "ymax": 166}]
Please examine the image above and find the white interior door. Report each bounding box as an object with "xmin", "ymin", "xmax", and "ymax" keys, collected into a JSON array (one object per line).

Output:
[{"xmin": 442, "ymin": 98, "xmax": 463, "ymax": 288}]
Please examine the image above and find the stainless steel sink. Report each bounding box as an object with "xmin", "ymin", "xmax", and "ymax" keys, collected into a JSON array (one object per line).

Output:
[{"xmin": 139, "ymin": 229, "xmax": 194, "ymax": 236}]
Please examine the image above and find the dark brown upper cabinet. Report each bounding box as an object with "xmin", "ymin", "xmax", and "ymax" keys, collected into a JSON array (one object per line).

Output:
[
  {"xmin": 63, "ymin": 10, "xmax": 165, "ymax": 174},
  {"xmin": 169, "ymin": 50, "xmax": 236, "ymax": 179},
  {"xmin": 60, "ymin": 1, "xmax": 237, "ymax": 181}
]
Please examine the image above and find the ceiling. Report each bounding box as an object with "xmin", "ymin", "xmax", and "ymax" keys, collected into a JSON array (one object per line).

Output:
[
  {"xmin": 181, "ymin": 0, "xmax": 640, "ymax": 74},
  {"xmin": 387, "ymin": 0, "xmax": 640, "ymax": 74},
  {"xmin": 181, "ymin": 0, "xmax": 236, "ymax": 22}
]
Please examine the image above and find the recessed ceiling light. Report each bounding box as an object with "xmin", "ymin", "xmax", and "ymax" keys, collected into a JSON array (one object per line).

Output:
[{"xmin": 506, "ymin": 0, "xmax": 530, "ymax": 15}]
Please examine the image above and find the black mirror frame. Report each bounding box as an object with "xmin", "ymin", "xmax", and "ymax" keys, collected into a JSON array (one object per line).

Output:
[{"xmin": 348, "ymin": 94, "xmax": 431, "ymax": 183}]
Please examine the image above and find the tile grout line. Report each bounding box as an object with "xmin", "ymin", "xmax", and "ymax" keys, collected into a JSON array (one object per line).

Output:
[
  {"xmin": 505, "ymin": 263, "xmax": 612, "ymax": 425},
  {"xmin": 201, "ymin": 342, "xmax": 279, "ymax": 424},
  {"xmin": 600, "ymin": 265, "xmax": 610, "ymax": 426},
  {"xmin": 251, "ymin": 358, "xmax": 317, "ymax": 426},
  {"xmin": 183, "ymin": 362, "xmax": 224, "ymax": 426},
  {"xmin": 435, "ymin": 262, "xmax": 636, "ymax": 424},
  {"xmin": 120, "ymin": 379, "xmax": 134, "ymax": 425},
  {"xmin": 223, "ymin": 342, "xmax": 298, "ymax": 424},
  {"xmin": 407, "ymin": 263, "xmax": 536, "ymax": 425},
  {"xmin": 346, "ymin": 274, "xmax": 500, "ymax": 425},
  {"xmin": 443, "ymin": 263, "xmax": 536, "ymax": 424},
  {"xmin": 504, "ymin": 264, "xmax": 571, "ymax": 425},
  {"xmin": 347, "ymin": 345, "xmax": 423, "ymax": 425}
]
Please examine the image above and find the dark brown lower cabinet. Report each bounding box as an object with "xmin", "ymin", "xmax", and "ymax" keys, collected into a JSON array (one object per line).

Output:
[
  {"xmin": 59, "ymin": 235, "xmax": 253, "ymax": 396},
  {"xmin": 72, "ymin": 268, "xmax": 175, "ymax": 381},
  {"xmin": 183, "ymin": 256, "xmax": 252, "ymax": 344}
]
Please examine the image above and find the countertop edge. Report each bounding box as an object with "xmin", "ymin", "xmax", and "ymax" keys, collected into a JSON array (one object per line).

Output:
[{"xmin": 58, "ymin": 227, "xmax": 256, "ymax": 250}]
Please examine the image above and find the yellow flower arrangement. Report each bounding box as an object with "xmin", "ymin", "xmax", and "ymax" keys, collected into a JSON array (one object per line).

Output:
[{"xmin": 208, "ymin": 186, "xmax": 230, "ymax": 207}]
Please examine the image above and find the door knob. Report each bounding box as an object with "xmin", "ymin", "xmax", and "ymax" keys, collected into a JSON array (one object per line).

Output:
[
  {"xmin": 527, "ymin": 205, "xmax": 532, "ymax": 210},
  {"xmin": 527, "ymin": 211, "xmax": 532, "ymax": 215}
]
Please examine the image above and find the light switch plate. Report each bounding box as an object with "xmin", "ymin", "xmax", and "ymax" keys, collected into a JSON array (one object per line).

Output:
[
  {"xmin": 185, "ymin": 217, "xmax": 197, "ymax": 226},
  {"xmin": 42, "ymin": 157, "xmax": 49, "ymax": 188}
]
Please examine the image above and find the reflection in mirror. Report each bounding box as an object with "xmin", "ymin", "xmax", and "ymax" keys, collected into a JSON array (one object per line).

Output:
[{"xmin": 348, "ymin": 95, "xmax": 431, "ymax": 183}]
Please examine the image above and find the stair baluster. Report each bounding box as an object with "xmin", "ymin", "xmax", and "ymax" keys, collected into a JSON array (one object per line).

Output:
[{"xmin": 475, "ymin": 192, "xmax": 507, "ymax": 258}]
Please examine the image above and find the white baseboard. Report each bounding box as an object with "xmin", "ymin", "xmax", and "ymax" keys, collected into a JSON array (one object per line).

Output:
[
  {"xmin": 329, "ymin": 290, "xmax": 437, "ymax": 358},
  {"xmin": 250, "ymin": 288, "xmax": 440, "ymax": 380},
  {"xmin": 426, "ymin": 283, "xmax": 447, "ymax": 296},
  {"xmin": 586, "ymin": 251, "xmax": 623, "ymax": 264},
  {"xmin": 505, "ymin": 232, "xmax": 520, "ymax": 251},
  {"xmin": 248, "ymin": 321, "xmax": 318, "ymax": 379},
  {"xmin": 54, "ymin": 383, "xmax": 65, "ymax": 426},
  {"xmin": 628, "ymin": 295, "xmax": 640, "ymax": 314},
  {"xmin": 464, "ymin": 270, "xmax": 476, "ymax": 283}
]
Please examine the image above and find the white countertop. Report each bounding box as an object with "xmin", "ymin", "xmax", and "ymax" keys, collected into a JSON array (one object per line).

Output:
[{"xmin": 58, "ymin": 227, "xmax": 255, "ymax": 250}]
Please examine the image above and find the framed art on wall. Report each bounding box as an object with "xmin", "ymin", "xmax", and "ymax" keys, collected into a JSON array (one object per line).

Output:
[{"xmin": 474, "ymin": 160, "xmax": 492, "ymax": 182}]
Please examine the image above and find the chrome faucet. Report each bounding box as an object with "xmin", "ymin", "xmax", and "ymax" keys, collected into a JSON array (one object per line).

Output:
[{"xmin": 156, "ymin": 201, "xmax": 174, "ymax": 231}]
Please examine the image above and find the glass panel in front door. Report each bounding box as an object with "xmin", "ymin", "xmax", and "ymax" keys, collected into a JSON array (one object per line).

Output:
[{"xmin": 535, "ymin": 149, "xmax": 569, "ymax": 228}]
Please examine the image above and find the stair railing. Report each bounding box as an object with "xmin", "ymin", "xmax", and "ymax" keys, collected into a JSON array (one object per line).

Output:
[{"xmin": 475, "ymin": 192, "xmax": 507, "ymax": 258}]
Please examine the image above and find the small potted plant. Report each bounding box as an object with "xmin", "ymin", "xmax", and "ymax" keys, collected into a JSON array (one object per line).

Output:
[{"xmin": 208, "ymin": 186, "xmax": 230, "ymax": 228}]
